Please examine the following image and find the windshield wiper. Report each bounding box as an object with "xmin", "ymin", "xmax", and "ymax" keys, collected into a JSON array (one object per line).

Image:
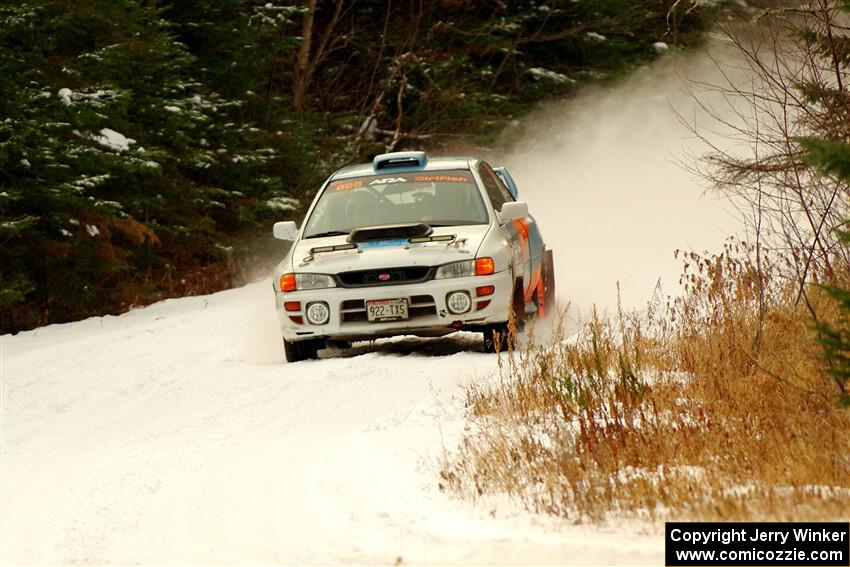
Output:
[{"xmin": 304, "ymin": 230, "xmax": 349, "ymax": 239}]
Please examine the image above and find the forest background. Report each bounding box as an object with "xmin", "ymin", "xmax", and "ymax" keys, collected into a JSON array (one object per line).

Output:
[{"xmin": 0, "ymin": 0, "xmax": 709, "ymax": 332}]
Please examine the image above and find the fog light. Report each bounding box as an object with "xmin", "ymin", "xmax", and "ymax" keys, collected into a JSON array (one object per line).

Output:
[
  {"xmin": 446, "ymin": 291, "xmax": 471, "ymax": 314},
  {"xmin": 306, "ymin": 302, "xmax": 330, "ymax": 325}
]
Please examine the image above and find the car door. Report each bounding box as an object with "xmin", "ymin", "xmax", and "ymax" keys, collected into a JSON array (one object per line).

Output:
[{"xmin": 478, "ymin": 162, "xmax": 543, "ymax": 304}]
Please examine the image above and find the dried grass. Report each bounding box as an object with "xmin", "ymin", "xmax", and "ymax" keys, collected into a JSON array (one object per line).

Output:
[{"xmin": 441, "ymin": 240, "xmax": 850, "ymax": 522}]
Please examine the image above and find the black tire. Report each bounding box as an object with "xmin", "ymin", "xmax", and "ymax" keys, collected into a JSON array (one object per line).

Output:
[
  {"xmin": 483, "ymin": 323, "xmax": 512, "ymax": 353},
  {"xmin": 284, "ymin": 338, "xmax": 321, "ymax": 362},
  {"xmin": 483, "ymin": 277, "xmax": 523, "ymax": 353}
]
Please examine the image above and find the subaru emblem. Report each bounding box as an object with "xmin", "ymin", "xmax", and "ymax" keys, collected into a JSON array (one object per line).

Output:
[{"xmin": 378, "ymin": 273, "xmax": 391, "ymax": 281}]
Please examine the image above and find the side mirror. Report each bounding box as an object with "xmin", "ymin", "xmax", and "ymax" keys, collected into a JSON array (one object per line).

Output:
[
  {"xmin": 273, "ymin": 221, "xmax": 299, "ymax": 240},
  {"xmin": 499, "ymin": 201, "xmax": 528, "ymax": 222}
]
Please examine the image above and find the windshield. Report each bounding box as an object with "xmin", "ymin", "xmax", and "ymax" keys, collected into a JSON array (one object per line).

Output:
[{"xmin": 302, "ymin": 169, "xmax": 489, "ymax": 238}]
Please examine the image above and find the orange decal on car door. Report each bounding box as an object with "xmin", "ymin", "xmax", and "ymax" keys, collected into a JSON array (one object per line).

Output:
[
  {"xmin": 511, "ymin": 218, "xmax": 530, "ymax": 258},
  {"xmin": 513, "ymin": 217, "xmax": 541, "ymax": 301}
]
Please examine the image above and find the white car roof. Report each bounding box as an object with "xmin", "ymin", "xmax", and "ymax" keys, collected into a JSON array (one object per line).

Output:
[{"xmin": 330, "ymin": 155, "xmax": 475, "ymax": 180}]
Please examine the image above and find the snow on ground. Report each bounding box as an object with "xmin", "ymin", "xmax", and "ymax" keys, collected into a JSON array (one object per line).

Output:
[{"xmin": 1, "ymin": 282, "xmax": 663, "ymax": 565}]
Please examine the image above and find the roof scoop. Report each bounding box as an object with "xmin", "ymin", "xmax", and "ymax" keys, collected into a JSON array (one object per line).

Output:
[
  {"xmin": 348, "ymin": 223, "xmax": 432, "ymax": 243},
  {"xmin": 372, "ymin": 151, "xmax": 428, "ymax": 171}
]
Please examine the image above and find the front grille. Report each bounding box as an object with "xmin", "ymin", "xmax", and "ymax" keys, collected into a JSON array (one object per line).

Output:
[
  {"xmin": 409, "ymin": 295, "xmax": 437, "ymax": 319},
  {"xmin": 337, "ymin": 266, "xmax": 432, "ymax": 287},
  {"xmin": 340, "ymin": 299, "xmax": 367, "ymax": 322},
  {"xmin": 341, "ymin": 295, "xmax": 437, "ymax": 323}
]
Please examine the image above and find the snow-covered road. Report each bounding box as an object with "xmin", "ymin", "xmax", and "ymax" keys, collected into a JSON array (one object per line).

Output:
[{"xmin": 2, "ymin": 283, "xmax": 661, "ymax": 564}]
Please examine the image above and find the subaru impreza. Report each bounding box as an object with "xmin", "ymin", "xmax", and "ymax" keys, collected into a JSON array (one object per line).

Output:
[{"xmin": 272, "ymin": 151, "xmax": 554, "ymax": 362}]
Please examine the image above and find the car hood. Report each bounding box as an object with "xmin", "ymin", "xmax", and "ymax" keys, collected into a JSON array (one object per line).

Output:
[{"xmin": 283, "ymin": 224, "xmax": 492, "ymax": 274}]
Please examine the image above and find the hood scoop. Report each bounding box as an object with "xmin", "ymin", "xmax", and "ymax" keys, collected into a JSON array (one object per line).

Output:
[{"xmin": 348, "ymin": 223, "xmax": 432, "ymax": 243}]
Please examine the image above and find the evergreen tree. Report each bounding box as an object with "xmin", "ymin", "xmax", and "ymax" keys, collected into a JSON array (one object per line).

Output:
[
  {"xmin": 801, "ymin": 138, "xmax": 850, "ymax": 406},
  {"xmin": 792, "ymin": 1, "xmax": 850, "ymax": 406},
  {"xmin": 0, "ymin": 1, "xmax": 305, "ymax": 330}
]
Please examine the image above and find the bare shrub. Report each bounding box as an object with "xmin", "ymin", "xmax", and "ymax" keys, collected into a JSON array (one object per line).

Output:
[{"xmin": 684, "ymin": 1, "xmax": 850, "ymax": 298}]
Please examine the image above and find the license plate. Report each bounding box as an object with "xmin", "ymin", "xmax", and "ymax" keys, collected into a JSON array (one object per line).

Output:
[{"xmin": 366, "ymin": 299, "xmax": 409, "ymax": 322}]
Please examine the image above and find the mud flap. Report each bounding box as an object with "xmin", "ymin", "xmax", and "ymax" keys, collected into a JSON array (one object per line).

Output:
[
  {"xmin": 512, "ymin": 276, "xmax": 526, "ymax": 328},
  {"xmin": 543, "ymin": 249, "xmax": 555, "ymax": 314},
  {"xmin": 536, "ymin": 278, "xmax": 546, "ymax": 317}
]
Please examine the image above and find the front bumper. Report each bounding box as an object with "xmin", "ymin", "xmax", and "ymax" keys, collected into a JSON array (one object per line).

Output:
[{"xmin": 275, "ymin": 270, "xmax": 513, "ymax": 342}]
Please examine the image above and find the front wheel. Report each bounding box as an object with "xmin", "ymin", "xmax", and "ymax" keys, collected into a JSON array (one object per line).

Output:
[
  {"xmin": 284, "ymin": 338, "xmax": 322, "ymax": 362},
  {"xmin": 483, "ymin": 276, "xmax": 524, "ymax": 353},
  {"xmin": 483, "ymin": 323, "xmax": 514, "ymax": 353}
]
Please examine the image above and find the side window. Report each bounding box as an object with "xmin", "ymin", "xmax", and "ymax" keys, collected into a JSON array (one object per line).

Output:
[{"xmin": 478, "ymin": 162, "xmax": 513, "ymax": 210}]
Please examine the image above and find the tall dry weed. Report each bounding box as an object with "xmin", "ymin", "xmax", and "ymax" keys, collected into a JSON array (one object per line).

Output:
[{"xmin": 442, "ymin": 240, "xmax": 850, "ymax": 521}]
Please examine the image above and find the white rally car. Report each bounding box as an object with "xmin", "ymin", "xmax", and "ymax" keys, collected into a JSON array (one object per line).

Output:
[{"xmin": 272, "ymin": 151, "xmax": 554, "ymax": 362}]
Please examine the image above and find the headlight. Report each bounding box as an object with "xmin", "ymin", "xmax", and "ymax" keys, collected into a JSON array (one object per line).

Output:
[
  {"xmin": 296, "ymin": 273, "xmax": 336, "ymax": 290},
  {"xmin": 280, "ymin": 273, "xmax": 336, "ymax": 292},
  {"xmin": 434, "ymin": 257, "xmax": 495, "ymax": 279},
  {"xmin": 435, "ymin": 260, "xmax": 474, "ymax": 279}
]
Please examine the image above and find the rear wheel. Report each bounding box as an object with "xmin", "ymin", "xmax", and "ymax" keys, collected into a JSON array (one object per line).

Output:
[{"xmin": 284, "ymin": 338, "xmax": 322, "ymax": 362}]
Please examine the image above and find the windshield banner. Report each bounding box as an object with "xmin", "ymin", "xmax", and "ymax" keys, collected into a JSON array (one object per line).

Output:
[{"xmin": 329, "ymin": 171, "xmax": 473, "ymax": 191}]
